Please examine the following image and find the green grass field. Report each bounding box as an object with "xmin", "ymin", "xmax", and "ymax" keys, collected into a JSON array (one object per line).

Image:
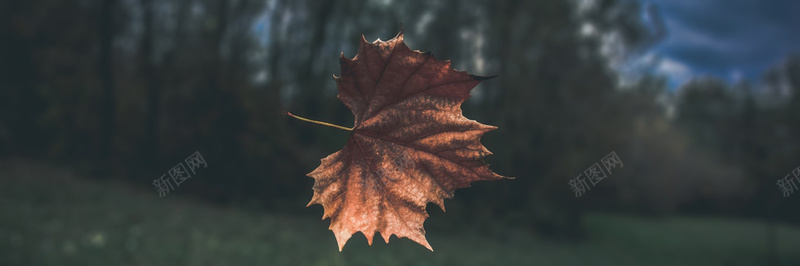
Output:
[{"xmin": 1, "ymin": 159, "xmax": 799, "ymax": 266}]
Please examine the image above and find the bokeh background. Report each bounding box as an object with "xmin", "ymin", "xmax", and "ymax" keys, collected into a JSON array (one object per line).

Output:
[{"xmin": 2, "ymin": 0, "xmax": 800, "ymax": 265}]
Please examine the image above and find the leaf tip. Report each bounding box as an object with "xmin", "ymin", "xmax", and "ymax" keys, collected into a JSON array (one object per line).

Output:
[
  {"xmin": 334, "ymin": 231, "xmax": 353, "ymax": 252},
  {"xmin": 364, "ymin": 231, "xmax": 375, "ymax": 246},
  {"xmin": 420, "ymin": 239, "xmax": 434, "ymax": 252},
  {"xmin": 306, "ymin": 194, "xmax": 318, "ymax": 207},
  {"xmin": 392, "ymin": 30, "xmax": 404, "ymax": 42},
  {"xmin": 471, "ymin": 74, "xmax": 498, "ymax": 81}
]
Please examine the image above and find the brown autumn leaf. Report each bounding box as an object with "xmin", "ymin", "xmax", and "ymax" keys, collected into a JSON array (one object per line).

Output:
[{"xmin": 306, "ymin": 32, "xmax": 510, "ymax": 251}]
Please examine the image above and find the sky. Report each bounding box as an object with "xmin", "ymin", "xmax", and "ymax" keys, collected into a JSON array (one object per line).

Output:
[
  {"xmin": 645, "ymin": 0, "xmax": 800, "ymax": 88},
  {"xmin": 251, "ymin": 0, "xmax": 800, "ymax": 90}
]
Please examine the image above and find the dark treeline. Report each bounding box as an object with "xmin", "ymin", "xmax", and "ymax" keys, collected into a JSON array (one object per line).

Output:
[{"xmin": 2, "ymin": 0, "xmax": 799, "ymax": 238}]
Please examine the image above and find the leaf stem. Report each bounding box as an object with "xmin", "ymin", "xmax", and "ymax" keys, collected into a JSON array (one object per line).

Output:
[{"xmin": 284, "ymin": 111, "xmax": 353, "ymax": 131}]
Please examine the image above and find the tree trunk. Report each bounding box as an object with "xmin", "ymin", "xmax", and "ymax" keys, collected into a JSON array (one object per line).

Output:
[
  {"xmin": 98, "ymin": 0, "xmax": 117, "ymax": 176},
  {"xmin": 141, "ymin": 0, "xmax": 160, "ymax": 170}
]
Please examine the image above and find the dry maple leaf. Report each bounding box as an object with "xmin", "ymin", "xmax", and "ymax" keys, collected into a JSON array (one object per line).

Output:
[{"xmin": 292, "ymin": 32, "xmax": 510, "ymax": 252}]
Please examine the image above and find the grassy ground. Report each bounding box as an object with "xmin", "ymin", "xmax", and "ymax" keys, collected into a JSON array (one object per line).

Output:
[{"xmin": 1, "ymin": 159, "xmax": 799, "ymax": 266}]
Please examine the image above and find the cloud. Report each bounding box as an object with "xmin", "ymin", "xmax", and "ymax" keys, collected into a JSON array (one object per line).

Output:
[
  {"xmin": 655, "ymin": 57, "xmax": 692, "ymax": 87},
  {"xmin": 645, "ymin": 0, "xmax": 800, "ymax": 84}
]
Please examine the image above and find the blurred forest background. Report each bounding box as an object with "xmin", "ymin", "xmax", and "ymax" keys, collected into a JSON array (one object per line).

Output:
[{"xmin": 2, "ymin": 0, "xmax": 800, "ymax": 264}]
